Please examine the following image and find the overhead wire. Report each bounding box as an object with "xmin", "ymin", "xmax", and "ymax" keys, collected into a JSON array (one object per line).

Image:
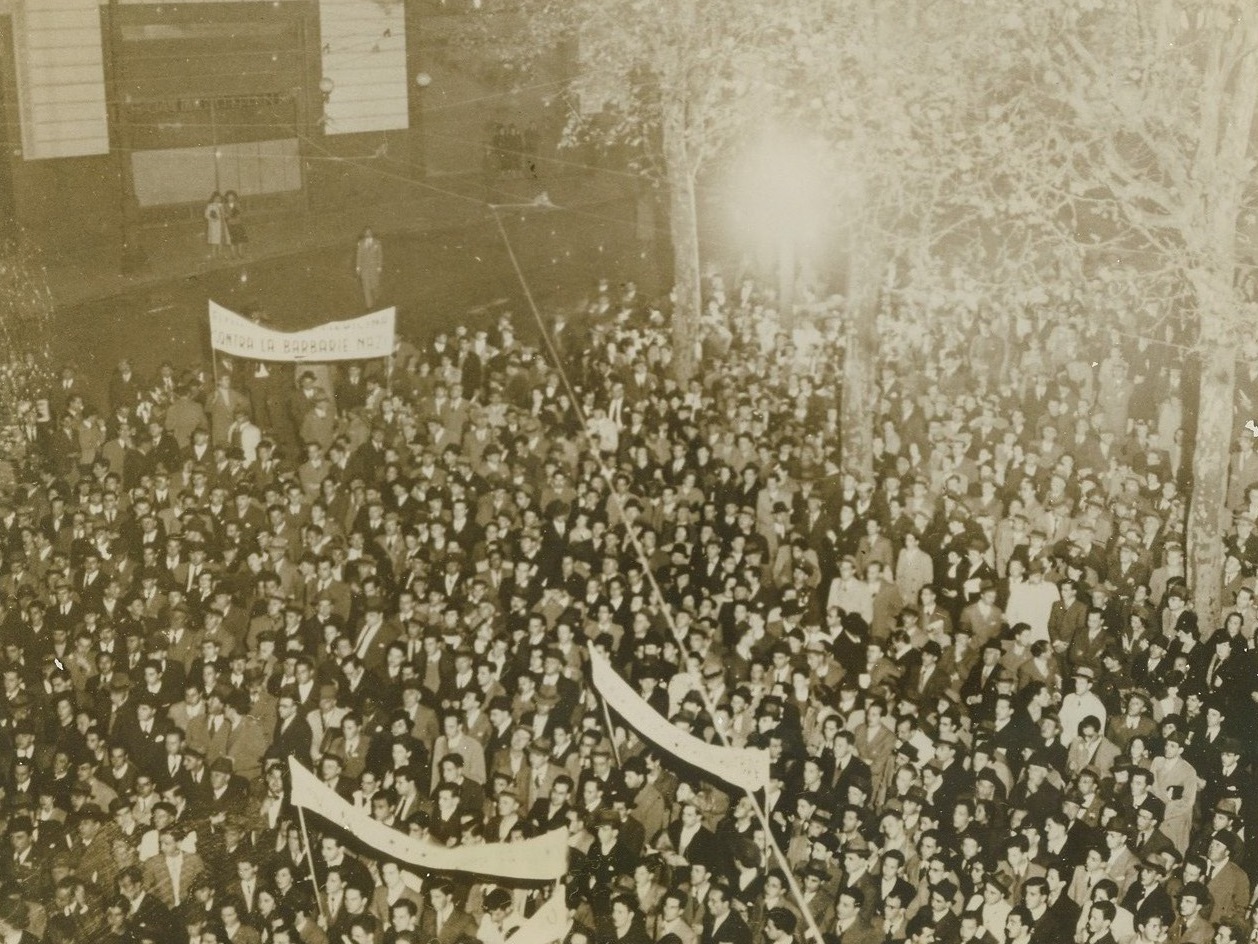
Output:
[
  {"xmin": 116, "ymin": 116, "xmax": 653, "ymax": 187},
  {"xmin": 118, "ymin": 32, "xmax": 836, "ymax": 911},
  {"xmin": 489, "ymin": 205, "xmax": 831, "ymax": 944},
  {"xmin": 96, "ymin": 61, "xmax": 603, "ymax": 113},
  {"xmin": 292, "ymin": 128, "xmax": 675, "ymax": 240}
]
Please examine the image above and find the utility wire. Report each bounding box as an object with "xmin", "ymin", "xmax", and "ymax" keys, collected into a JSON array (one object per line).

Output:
[{"xmin": 490, "ymin": 204, "xmax": 830, "ymax": 944}]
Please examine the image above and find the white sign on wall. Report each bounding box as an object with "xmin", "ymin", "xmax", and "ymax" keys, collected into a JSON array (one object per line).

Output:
[
  {"xmin": 13, "ymin": 0, "xmax": 110, "ymax": 159},
  {"xmin": 318, "ymin": 0, "xmax": 409, "ymax": 135}
]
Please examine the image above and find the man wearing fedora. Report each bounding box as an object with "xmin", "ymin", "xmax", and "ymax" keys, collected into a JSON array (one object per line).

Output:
[
  {"xmin": 1167, "ymin": 881, "xmax": 1214, "ymax": 944},
  {"xmin": 1202, "ymin": 830, "xmax": 1249, "ymax": 925},
  {"xmin": 1059, "ymin": 665, "xmax": 1108, "ymax": 747},
  {"xmin": 1101, "ymin": 816, "xmax": 1141, "ymax": 896},
  {"xmin": 1132, "ymin": 796, "xmax": 1177, "ymax": 860},
  {"xmin": 1197, "ymin": 738, "xmax": 1251, "ymax": 830},
  {"xmin": 1189, "ymin": 799, "xmax": 1245, "ymax": 864},
  {"xmin": 1121, "ymin": 854, "xmax": 1174, "ymax": 926},
  {"xmin": 1151, "ymin": 729, "xmax": 1198, "ymax": 854}
]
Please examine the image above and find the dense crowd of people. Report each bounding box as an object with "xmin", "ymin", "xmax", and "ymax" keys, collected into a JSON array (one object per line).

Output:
[{"xmin": 0, "ymin": 272, "xmax": 1255, "ymax": 944}]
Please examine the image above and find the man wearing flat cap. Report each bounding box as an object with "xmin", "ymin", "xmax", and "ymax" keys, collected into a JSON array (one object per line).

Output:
[
  {"xmin": 306, "ymin": 681, "xmax": 347, "ymax": 761},
  {"xmin": 204, "ymin": 757, "xmax": 247, "ymax": 817}
]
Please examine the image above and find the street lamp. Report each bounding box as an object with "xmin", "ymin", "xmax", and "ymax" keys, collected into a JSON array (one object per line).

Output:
[
  {"xmin": 488, "ymin": 192, "xmax": 559, "ymax": 353},
  {"xmin": 731, "ymin": 130, "xmax": 827, "ymax": 320}
]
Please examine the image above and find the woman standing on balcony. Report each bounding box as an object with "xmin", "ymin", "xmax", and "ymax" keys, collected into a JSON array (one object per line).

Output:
[
  {"xmin": 205, "ymin": 191, "xmax": 229, "ymax": 259},
  {"xmin": 224, "ymin": 190, "xmax": 246, "ymax": 259}
]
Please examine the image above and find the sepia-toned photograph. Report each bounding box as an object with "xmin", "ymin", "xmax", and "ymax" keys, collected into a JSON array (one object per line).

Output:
[{"xmin": 0, "ymin": 0, "xmax": 1256, "ymax": 942}]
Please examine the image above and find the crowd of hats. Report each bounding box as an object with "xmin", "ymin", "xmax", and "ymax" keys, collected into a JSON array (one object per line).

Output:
[{"xmin": 0, "ymin": 279, "xmax": 1253, "ymax": 944}]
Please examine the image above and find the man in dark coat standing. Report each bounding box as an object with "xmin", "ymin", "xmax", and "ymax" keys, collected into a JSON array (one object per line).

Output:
[
  {"xmin": 356, "ymin": 229, "xmax": 384, "ymax": 309},
  {"xmin": 701, "ymin": 884, "xmax": 751, "ymax": 944},
  {"xmin": 265, "ymin": 688, "xmax": 312, "ymax": 763}
]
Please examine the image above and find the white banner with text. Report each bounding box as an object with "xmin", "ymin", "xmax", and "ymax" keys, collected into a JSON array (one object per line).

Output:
[
  {"xmin": 588, "ymin": 647, "xmax": 771, "ymax": 793},
  {"xmin": 288, "ymin": 758, "xmax": 568, "ymax": 880},
  {"xmin": 209, "ymin": 301, "xmax": 395, "ymax": 362}
]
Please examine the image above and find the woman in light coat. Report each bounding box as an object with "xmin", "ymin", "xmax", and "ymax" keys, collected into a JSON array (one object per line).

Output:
[{"xmin": 205, "ymin": 191, "xmax": 229, "ymax": 258}]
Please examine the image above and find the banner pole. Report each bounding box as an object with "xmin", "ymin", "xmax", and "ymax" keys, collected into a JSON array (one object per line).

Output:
[
  {"xmin": 287, "ymin": 757, "xmax": 568, "ymax": 879},
  {"xmin": 296, "ymin": 804, "xmax": 330, "ymax": 926},
  {"xmin": 501, "ymin": 212, "xmax": 829, "ymax": 944},
  {"xmin": 599, "ymin": 694, "xmax": 622, "ymax": 766},
  {"xmin": 207, "ymin": 301, "xmax": 219, "ymax": 389}
]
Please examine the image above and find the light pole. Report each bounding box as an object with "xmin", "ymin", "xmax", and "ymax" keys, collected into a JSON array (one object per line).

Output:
[
  {"xmin": 487, "ymin": 192, "xmax": 559, "ymax": 355},
  {"xmin": 732, "ymin": 130, "xmax": 826, "ymax": 327},
  {"xmin": 106, "ymin": 0, "xmax": 145, "ymax": 275},
  {"xmin": 487, "ymin": 192, "xmax": 557, "ymax": 303}
]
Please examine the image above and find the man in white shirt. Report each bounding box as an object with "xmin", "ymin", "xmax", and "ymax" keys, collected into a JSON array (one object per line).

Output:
[
  {"xmin": 1059, "ymin": 666, "xmax": 1107, "ymax": 747},
  {"xmin": 981, "ymin": 873, "xmax": 1013, "ymax": 943},
  {"xmin": 1005, "ymin": 559, "xmax": 1060, "ymax": 643},
  {"xmin": 431, "ymin": 714, "xmax": 486, "ymax": 789},
  {"xmin": 143, "ymin": 827, "xmax": 204, "ymax": 909}
]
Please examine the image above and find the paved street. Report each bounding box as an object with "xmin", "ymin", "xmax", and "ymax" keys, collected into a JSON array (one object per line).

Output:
[{"xmin": 51, "ymin": 180, "xmax": 652, "ymax": 406}]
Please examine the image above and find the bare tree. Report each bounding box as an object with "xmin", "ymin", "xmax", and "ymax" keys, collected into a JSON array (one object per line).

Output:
[
  {"xmin": 0, "ymin": 231, "xmax": 56, "ymax": 416},
  {"xmin": 989, "ymin": 0, "xmax": 1258, "ymax": 628}
]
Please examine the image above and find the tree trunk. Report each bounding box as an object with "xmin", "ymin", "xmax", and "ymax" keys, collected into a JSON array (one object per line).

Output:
[
  {"xmin": 841, "ymin": 235, "xmax": 882, "ymax": 480},
  {"xmin": 1187, "ymin": 279, "xmax": 1237, "ymax": 635},
  {"xmin": 662, "ymin": 100, "xmax": 701, "ymax": 385},
  {"xmin": 777, "ymin": 239, "xmax": 797, "ymax": 329},
  {"xmin": 633, "ymin": 178, "xmax": 660, "ymax": 292}
]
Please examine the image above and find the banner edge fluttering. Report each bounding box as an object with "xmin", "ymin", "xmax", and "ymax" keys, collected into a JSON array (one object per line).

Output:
[
  {"xmin": 586, "ymin": 646, "xmax": 771, "ymax": 793},
  {"xmin": 208, "ymin": 300, "xmax": 396, "ymax": 362},
  {"xmin": 506, "ymin": 886, "xmax": 573, "ymax": 944},
  {"xmin": 286, "ymin": 758, "xmax": 569, "ymax": 880}
]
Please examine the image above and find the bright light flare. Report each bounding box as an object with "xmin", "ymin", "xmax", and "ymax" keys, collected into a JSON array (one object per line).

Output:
[{"xmin": 729, "ymin": 129, "xmax": 830, "ymax": 253}]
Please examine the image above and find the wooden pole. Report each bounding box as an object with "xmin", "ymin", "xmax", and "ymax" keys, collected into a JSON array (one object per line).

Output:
[
  {"xmin": 296, "ymin": 804, "xmax": 329, "ymax": 925},
  {"xmin": 598, "ymin": 694, "xmax": 621, "ymax": 766}
]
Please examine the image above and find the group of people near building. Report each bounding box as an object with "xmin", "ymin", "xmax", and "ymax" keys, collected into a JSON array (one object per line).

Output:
[{"xmin": 0, "ymin": 270, "xmax": 1256, "ymax": 944}]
